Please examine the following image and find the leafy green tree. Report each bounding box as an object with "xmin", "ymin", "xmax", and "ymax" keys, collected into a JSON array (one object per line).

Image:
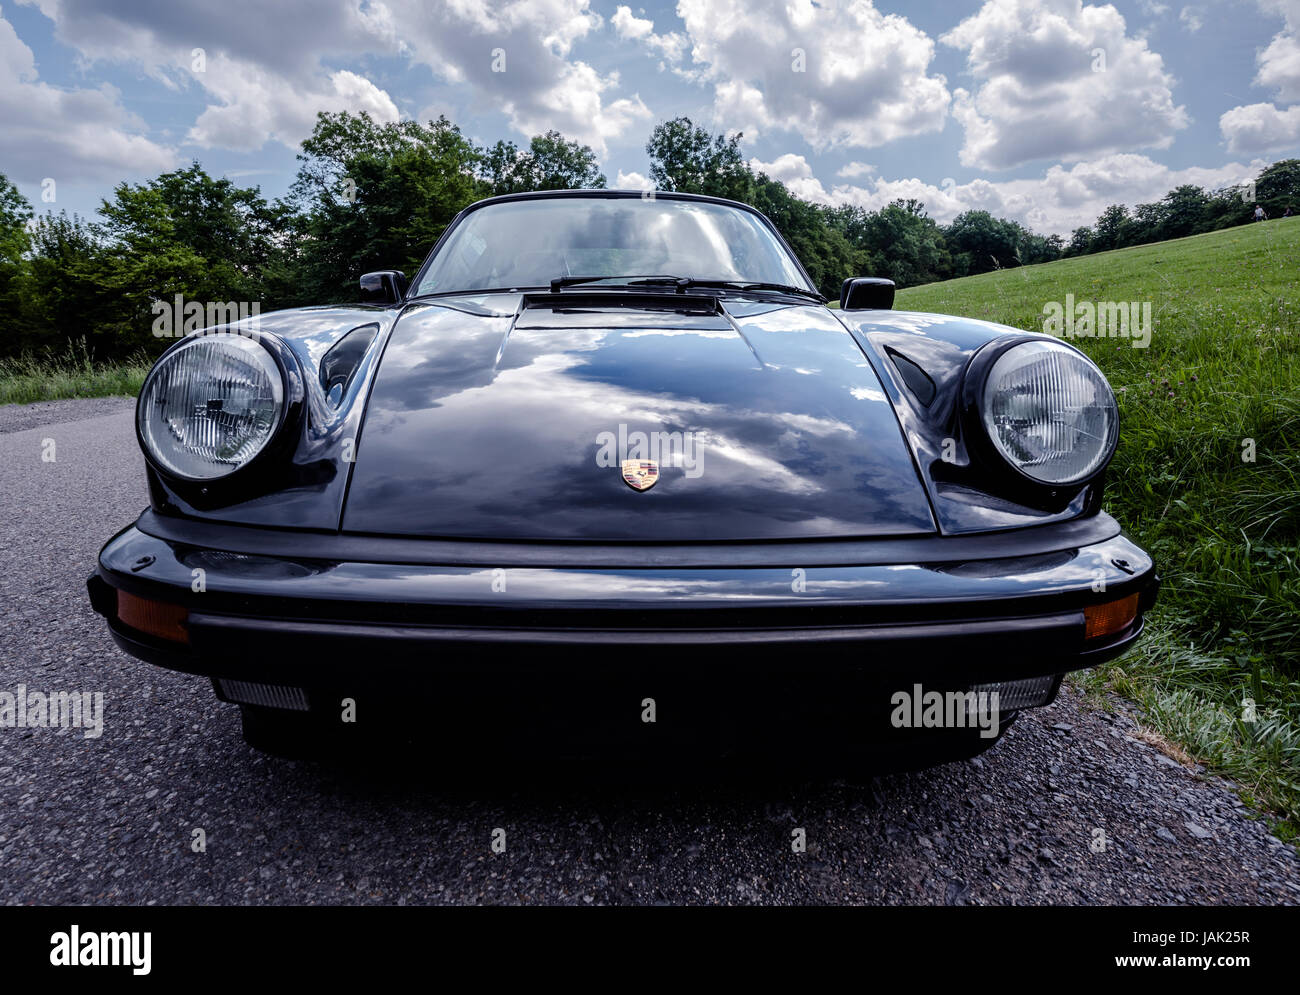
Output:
[
  {"xmin": 1064, "ymin": 226, "xmax": 1093, "ymax": 257},
  {"xmin": 98, "ymin": 164, "xmax": 292, "ymax": 304},
  {"xmin": 1092, "ymin": 204, "xmax": 1133, "ymax": 251},
  {"xmin": 1254, "ymin": 159, "xmax": 1300, "ymax": 216},
  {"xmin": 481, "ymin": 131, "xmax": 605, "ymax": 194},
  {"xmin": 1127, "ymin": 202, "xmax": 1166, "ymax": 245},
  {"xmin": 849, "ymin": 200, "xmax": 950, "ymax": 287},
  {"xmin": 945, "ymin": 210, "xmax": 1022, "ymax": 273},
  {"xmin": 79, "ymin": 165, "xmax": 295, "ymax": 353},
  {"xmin": 748, "ymin": 175, "xmax": 859, "ymax": 297},
  {"xmin": 1019, "ymin": 230, "xmax": 1063, "ymax": 265},
  {"xmin": 1159, "ymin": 185, "xmax": 1212, "ymax": 239},
  {"xmin": 0, "ymin": 174, "xmax": 32, "ymax": 265},
  {"xmin": 1202, "ymin": 185, "xmax": 1253, "ymax": 231},
  {"xmin": 10, "ymin": 212, "xmax": 114, "ymax": 356},
  {"xmin": 645, "ymin": 117, "xmax": 753, "ymax": 200},
  {"xmin": 290, "ymin": 111, "xmax": 485, "ymax": 302},
  {"xmin": 0, "ymin": 174, "xmax": 33, "ymax": 353}
]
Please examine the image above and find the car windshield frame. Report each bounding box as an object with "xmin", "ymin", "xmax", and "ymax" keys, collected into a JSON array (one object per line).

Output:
[{"xmin": 407, "ymin": 191, "xmax": 820, "ymax": 300}]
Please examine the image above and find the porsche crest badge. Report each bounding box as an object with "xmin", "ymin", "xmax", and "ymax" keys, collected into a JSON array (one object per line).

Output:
[{"xmin": 621, "ymin": 459, "xmax": 660, "ymax": 491}]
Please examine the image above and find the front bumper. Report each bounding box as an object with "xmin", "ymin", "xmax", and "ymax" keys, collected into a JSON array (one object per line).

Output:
[{"xmin": 88, "ymin": 509, "xmax": 1158, "ymax": 693}]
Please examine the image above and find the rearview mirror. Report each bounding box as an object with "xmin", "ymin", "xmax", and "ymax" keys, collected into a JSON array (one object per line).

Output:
[
  {"xmin": 359, "ymin": 270, "xmax": 408, "ymax": 305},
  {"xmin": 841, "ymin": 277, "xmax": 895, "ymax": 311}
]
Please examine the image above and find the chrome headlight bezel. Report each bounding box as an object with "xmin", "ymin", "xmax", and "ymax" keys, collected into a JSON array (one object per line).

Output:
[
  {"xmin": 962, "ymin": 335, "xmax": 1119, "ymax": 493},
  {"xmin": 136, "ymin": 330, "xmax": 302, "ymax": 486}
]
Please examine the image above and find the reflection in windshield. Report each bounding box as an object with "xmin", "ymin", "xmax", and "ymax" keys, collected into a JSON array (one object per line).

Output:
[{"xmin": 415, "ymin": 197, "xmax": 812, "ymax": 295}]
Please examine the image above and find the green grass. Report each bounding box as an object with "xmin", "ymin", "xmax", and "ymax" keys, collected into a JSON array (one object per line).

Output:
[
  {"xmin": 0, "ymin": 338, "xmax": 150, "ymax": 406},
  {"xmin": 898, "ymin": 218, "xmax": 1300, "ymax": 841}
]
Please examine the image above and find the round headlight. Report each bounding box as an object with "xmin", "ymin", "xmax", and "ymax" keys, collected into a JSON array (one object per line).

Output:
[
  {"xmin": 980, "ymin": 340, "xmax": 1118, "ymax": 485},
  {"xmin": 137, "ymin": 333, "xmax": 285, "ymax": 481}
]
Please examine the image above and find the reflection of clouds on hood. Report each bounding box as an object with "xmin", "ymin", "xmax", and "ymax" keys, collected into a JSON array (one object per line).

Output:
[
  {"xmin": 850, "ymin": 387, "xmax": 887, "ymax": 402},
  {"xmin": 347, "ymin": 295, "xmax": 936, "ymax": 540}
]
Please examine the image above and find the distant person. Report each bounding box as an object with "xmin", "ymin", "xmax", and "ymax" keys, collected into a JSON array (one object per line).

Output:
[
  {"xmin": 1285, "ymin": 206, "xmax": 1293, "ymax": 218},
  {"xmin": 1253, "ymin": 204, "xmax": 1267, "ymax": 221}
]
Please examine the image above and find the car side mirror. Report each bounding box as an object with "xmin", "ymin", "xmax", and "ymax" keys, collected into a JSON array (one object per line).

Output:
[
  {"xmin": 841, "ymin": 277, "xmax": 895, "ymax": 311},
  {"xmin": 359, "ymin": 270, "xmax": 408, "ymax": 305}
]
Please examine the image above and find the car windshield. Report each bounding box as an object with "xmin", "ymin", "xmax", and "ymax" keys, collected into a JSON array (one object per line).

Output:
[{"xmin": 413, "ymin": 196, "xmax": 813, "ymax": 296}]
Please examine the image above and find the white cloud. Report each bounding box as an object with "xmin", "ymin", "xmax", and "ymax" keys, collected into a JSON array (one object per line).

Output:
[
  {"xmin": 188, "ymin": 63, "xmax": 399, "ymax": 150},
  {"xmin": 1179, "ymin": 6, "xmax": 1204, "ymax": 32},
  {"xmin": 611, "ymin": 5, "xmax": 687, "ymax": 62},
  {"xmin": 836, "ymin": 161, "xmax": 876, "ymax": 179},
  {"xmin": 614, "ymin": 168, "xmax": 652, "ymax": 190},
  {"xmin": 1254, "ymin": 0, "xmax": 1300, "ymax": 101},
  {"xmin": 389, "ymin": 0, "xmax": 651, "ymax": 155},
  {"xmin": 21, "ymin": 0, "xmax": 651, "ymax": 157},
  {"xmin": 494, "ymin": 62, "xmax": 652, "ymax": 157},
  {"xmin": 941, "ymin": 0, "xmax": 1188, "ymax": 169},
  {"xmin": 0, "ymin": 7, "xmax": 175, "ymax": 183},
  {"xmin": 756, "ymin": 152, "xmax": 1258, "ymax": 236},
  {"xmin": 611, "ymin": 5, "xmax": 652, "ymax": 39},
  {"xmin": 748, "ymin": 154, "xmax": 831, "ymax": 202},
  {"xmin": 1220, "ymin": 101, "xmax": 1300, "ymax": 154},
  {"xmin": 1257, "ymin": 31, "xmax": 1300, "ymax": 100},
  {"xmin": 1217, "ymin": 1, "xmax": 1300, "ymax": 154},
  {"xmin": 677, "ymin": 0, "xmax": 950, "ymax": 149}
]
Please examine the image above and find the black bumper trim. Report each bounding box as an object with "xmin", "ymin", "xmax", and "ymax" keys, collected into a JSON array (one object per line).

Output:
[
  {"xmin": 100, "ymin": 604, "xmax": 1144, "ymax": 686},
  {"xmin": 132, "ymin": 507, "xmax": 1123, "ymax": 568}
]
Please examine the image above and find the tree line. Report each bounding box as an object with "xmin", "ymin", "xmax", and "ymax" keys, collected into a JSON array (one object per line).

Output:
[{"xmin": 0, "ymin": 110, "xmax": 1296, "ymax": 359}]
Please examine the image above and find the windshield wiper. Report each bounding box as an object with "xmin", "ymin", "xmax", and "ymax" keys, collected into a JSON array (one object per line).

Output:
[
  {"xmin": 675, "ymin": 279, "xmax": 825, "ymax": 302},
  {"xmin": 549, "ymin": 274, "xmax": 690, "ymax": 292},
  {"xmin": 548, "ymin": 274, "xmax": 824, "ymax": 302}
]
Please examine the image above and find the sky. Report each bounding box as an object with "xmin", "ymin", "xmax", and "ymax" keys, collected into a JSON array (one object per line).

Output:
[{"xmin": 2, "ymin": 0, "xmax": 1298, "ymax": 236}]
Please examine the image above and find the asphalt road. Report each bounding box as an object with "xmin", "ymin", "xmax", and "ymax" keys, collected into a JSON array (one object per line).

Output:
[{"xmin": 1, "ymin": 398, "xmax": 1297, "ymax": 905}]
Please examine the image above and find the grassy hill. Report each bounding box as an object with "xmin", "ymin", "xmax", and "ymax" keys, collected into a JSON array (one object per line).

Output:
[{"xmin": 901, "ymin": 219, "xmax": 1300, "ymax": 838}]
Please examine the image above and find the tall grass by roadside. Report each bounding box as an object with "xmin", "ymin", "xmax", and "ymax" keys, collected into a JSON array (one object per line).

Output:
[
  {"xmin": 0, "ymin": 338, "xmax": 150, "ymax": 406},
  {"xmin": 898, "ymin": 217, "xmax": 1300, "ymax": 841}
]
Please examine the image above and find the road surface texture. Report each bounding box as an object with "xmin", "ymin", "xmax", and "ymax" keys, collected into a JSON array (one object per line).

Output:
[{"xmin": 2, "ymin": 398, "xmax": 1297, "ymax": 905}]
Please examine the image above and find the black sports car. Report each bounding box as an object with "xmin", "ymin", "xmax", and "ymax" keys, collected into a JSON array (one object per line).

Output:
[{"xmin": 87, "ymin": 189, "xmax": 1156, "ymax": 765}]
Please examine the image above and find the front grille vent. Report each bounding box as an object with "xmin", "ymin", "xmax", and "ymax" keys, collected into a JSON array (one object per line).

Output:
[{"xmin": 215, "ymin": 679, "xmax": 310, "ymax": 711}]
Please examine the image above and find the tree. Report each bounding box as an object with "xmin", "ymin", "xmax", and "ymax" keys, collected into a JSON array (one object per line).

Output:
[
  {"xmin": 1019, "ymin": 230, "xmax": 1063, "ymax": 265},
  {"xmin": 749, "ymin": 175, "xmax": 860, "ymax": 298},
  {"xmin": 945, "ymin": 210, "xmax": 1022, "ymax": 274},
  {"xmin": 851, "ymin": 200, "xmax": 950, "ymax": 287},
  {"xmin": 481, "ymin": 131, "xmax": 605, "ymax": 194},
  {"xmin": 1064, "ymin": 226, "xmax": 1093, "ymax": 257},
  {"xmin": 0, "ymin": 175, "xmax": 32, "ymax": 353},
  {"xmin": 645, "ymin": 117, "xmax": 753, "ymax": 200},
  {"xmin": 1092, "ymin": 204, "xmax": 1132, "ymax": 251},
  {"xmin": 1254, "ymin": 158, "xmax": 1300, "ymax": 216},
  {"xmin": 1128, "ymin": 201, "xmax": 1166, "ymax": 245},
  {"xmin": 0, "ymin": 173, "xmax": 31, "ymax": 265},
  {"xmin": 290, "ymin": 111, "xmax": 485, "ymax": 302},
  {"xmin": 10, "ymin": 212, "xmax": 111, "ymax": 356},
  {"xmin": 1202, "ymin": 184, "xmax": 1253, "ymax": 231},
  {"xmin": 1158, "ymin": 185, "xmax": 1211, "ymax": 239}
]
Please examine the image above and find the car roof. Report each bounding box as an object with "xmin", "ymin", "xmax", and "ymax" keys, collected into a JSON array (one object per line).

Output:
[{"xmin": 463, "ymin": 188, "xmax": 762, "ymax": 214}]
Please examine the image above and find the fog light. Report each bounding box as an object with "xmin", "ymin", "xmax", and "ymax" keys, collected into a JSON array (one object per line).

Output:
[
  {"xmin": 215, "ymin": 679, "xmax": 309, "ymax": 711},
  {"xmin": 970, "ymin": 675, "xmax": 1060, "ymax": 712},
  {"xmin": 1084, "ymin": 593, "xmax": 1140, "ymax": 640},
  {"xmin": 116, "ymin": 590, "xmax": 189, "ymax": 643}
]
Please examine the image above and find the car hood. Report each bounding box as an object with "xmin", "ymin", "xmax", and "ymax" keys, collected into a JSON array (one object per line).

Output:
[{"xmin": 341, "ymin": 293, "xmax": 936, "ymax": 541}]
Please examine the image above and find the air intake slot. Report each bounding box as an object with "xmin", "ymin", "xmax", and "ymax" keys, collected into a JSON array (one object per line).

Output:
[
  {"xmin": 214, "ymin": 679, "xmax": 310, "ymax": 711},
  {"xmin": 521, "ymin": 290, "xmax": 722, "ymax": 313}
]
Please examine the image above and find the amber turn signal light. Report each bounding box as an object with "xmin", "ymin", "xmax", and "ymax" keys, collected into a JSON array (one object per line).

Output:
[
  {"xmin": 117, "ymin": 590, "xmax": 189, "ymax": 644},
  {"xmin": 1084, "ymin": 592, "xmax": 1140, "ymax": 640}
]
